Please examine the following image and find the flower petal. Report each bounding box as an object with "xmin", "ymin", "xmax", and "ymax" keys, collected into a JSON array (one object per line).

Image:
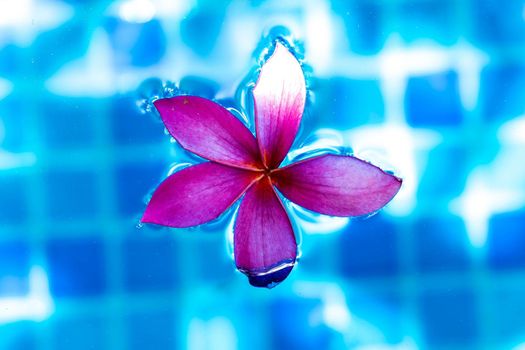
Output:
[
  {"xmin": 253, "ymin": 42, "xmax": 306, "ymax": 168},
  {"xmin": 154, "ymin": 96, "xmax": 262, "ymax": 169},
  {"xmin": 273, "ymin": 154, "xmax": 402, "ymax": 216},
  {"xmin": 234, "ymin": 177, "xmax": 297, "ymax": 288},
  {"xmin": 142, "ymin": 162, "xmax": 261, "ymax": 228}
]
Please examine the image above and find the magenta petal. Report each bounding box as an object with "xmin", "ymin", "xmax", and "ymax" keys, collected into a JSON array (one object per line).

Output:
[
  {"xmin": 154, "ymin": 96, "xmax": 262, "ymax": 169},
  {"xmin": 253, "ymin": 43, "xmax": 306, "ymax": 168},
  {"xmin": 142, "ymin": 162, "xmax": 261, "ymax": 228},
  {"xmin": 273, "ymin": 154, "xmax": 402, "ymax": 217},
  {"xmin": 234, "ymin": 177, "xmax": 297, "ymax": 288}
]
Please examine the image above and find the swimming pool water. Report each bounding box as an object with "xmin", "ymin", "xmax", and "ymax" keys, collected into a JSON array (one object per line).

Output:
[{"xmin": 1, "ymin": 0, "xmax": 525, "ymax": 349}]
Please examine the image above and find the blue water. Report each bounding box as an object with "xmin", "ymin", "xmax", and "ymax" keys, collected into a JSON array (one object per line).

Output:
[{"xmin": 2, "ymin": 0, "xmax": 525, "ymax": 349}]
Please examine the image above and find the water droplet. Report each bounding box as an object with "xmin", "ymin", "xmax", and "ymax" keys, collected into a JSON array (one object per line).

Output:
[
  {"xmin": 240, "ymin": 259, "xmax": 295, "ymax": 288},
  {"xmin": 136, "ymin": 78, "xmax": 179, "ymax": 115}
]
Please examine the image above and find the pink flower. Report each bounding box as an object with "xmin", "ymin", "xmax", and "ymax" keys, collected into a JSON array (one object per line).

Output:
[{"xmin": 142, "ymin": 42, "xmax": 402, "ymax": 288}]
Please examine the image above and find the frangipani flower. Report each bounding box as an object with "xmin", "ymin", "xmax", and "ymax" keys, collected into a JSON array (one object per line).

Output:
[{"xmin": 142, "ymin": 42, "xmax": 402, "ymax": 288}]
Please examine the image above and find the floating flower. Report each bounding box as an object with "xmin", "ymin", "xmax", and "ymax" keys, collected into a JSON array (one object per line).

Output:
[{"xmin": 142, "ymin": 42, "xmax": 402, "ymax": 288}]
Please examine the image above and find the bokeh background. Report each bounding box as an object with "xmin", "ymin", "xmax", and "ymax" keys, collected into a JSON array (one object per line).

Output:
[{"xmin": 1, "ymin": 0, "xmax": 525, "ymax": 349}]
